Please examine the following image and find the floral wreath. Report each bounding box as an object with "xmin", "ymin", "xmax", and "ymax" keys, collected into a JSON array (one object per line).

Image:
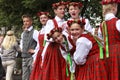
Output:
[
  {"xmin": 37, "ymin": 11, "xmax": 50, "ymax": 17},
  {"xmin": 47, "ymin": 27, "xmax": 62, "ymax": 40},
  {"xmin": 67, "ymin": 19, "xmax": 86, "ymax": 28},
  {"xmin": 101, "ymin": 0, "xmax": 120, "ymax": 5},
  {"xmin": 52, "ymin": 1, "xmax": 68, "ymax": 9},
  {"xmin": 68, "ymin": 2, "xmax": 83, "ymax": 8}
]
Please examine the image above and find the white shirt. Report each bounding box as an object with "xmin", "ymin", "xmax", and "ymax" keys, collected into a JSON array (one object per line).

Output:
[
  {"xmin": 73, "ymin": 35, "xmax": 92, "ymax": 65},
  {"xmin": 44, "ymin": 16, "xmax": 65, "ymax": 34},
  {"xmin": 98, "ymin": 13, "xmax": 120, "ymax": 39},
  {"xmin": 32, "ymin": 25, "xmax": 46, "ymax": 62},
  {"xmin": 40, "ymin": 26, "xmax": 46, "ymax": 34}
]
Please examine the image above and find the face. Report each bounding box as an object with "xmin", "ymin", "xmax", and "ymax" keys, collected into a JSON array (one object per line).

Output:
[
  {"xmin": 22, "ymin": 17, "xmax": 32, "ymax": 29},
  {"xmin": 69, "ymin": 6, "xmax": 80, "ymax": 19},
  {"xmin": 54, "ymin": 5, "xmax": 65, "ymax": 19},
  {"xmin": 39, "ymin": 14, "xmax": 48, "ymax": 25},
  {"xmin": 70, "ymin": 23, "xmax": 84, "ymax": 39},
  {"xmin": 52, "ymin": 32, "xmax": 64, "ymax": 44}
]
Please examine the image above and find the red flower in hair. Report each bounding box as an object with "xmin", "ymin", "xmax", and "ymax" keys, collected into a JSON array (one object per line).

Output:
[
  {"xmin": 52, "ymin": 1, "xmax": 67, "ymax": 9},
  {"xmin": 47, "ymin": 27, "xmax": 63, "ymax": 40},
  {"xmin": 37, "ymin": 12, "xmax": 49, "ymax": 17},
  {"xmin": 101, "ymin": 0, "xmax": 120, "ymax": 5},
  {"xmin": 67, "ymin": 19, "xmax": 85, "ymax": 27},
  {"xmin": 68, "ymin": 2, "xmax": 83, "ymax": 8}
]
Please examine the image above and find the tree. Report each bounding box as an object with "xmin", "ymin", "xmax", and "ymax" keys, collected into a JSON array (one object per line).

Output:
[{"xmin": 0, "ymin": 0, "xmax": 119, "ymax": 34}]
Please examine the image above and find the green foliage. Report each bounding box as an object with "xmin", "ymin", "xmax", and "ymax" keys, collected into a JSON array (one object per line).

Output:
[{"xmin": 0, "ymin": 0, "xmax": 119, "ymax": 35}]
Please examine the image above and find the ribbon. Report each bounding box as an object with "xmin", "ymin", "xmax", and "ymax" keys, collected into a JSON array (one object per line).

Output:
[
  {"xmin": 43, "ymin": 40, "xmax": 46, "ymax": 46},
  {"xmin": 64, "ymin": 37, "xmax": 74, "ymax": 80},
  {"xmin": 102, "ymin": 21, "xmax": 109, "ymax": 58},
  {"xmin": 94, "ymin": 36, "xmax": 104, "ymax": 59}
]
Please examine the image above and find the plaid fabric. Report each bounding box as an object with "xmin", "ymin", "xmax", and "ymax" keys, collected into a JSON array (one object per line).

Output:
[
  {"xmin": 101, "ymin": 18, "xmax": 120, "ymax": 80},
  {"xmin": 30, "ymin": 34, "xmax": 44, "ymax": 80},
  {"xmin": 75, "ymin": 34, "xmax": 108, "ymax": 80},
  {"xmin": 40, "ymin": 43, "xmax": 69, "ymax": 80}
]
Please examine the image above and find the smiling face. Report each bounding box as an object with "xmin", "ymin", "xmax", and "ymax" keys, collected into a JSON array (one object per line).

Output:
[
  {"xmin": 22, "ymin": 17, "xmax": 32, "ymax": 29},
  {"xmin": 39, "ymin": 14, "xmax": 48, "ymax": 26},
  {"xmin": 54, "ymin": 5, "xmax": 65, "ymax": 19},
  {"xmin": 52, "ymin": 31, "xmax": 64, "ymax": 44},
  {"xmin": 68, "ymin": 5, "xmax": 81, "ymax": 19},
  {"xmin": 69, "ymin": 23, "xmax": 84, "ymax": 40}
]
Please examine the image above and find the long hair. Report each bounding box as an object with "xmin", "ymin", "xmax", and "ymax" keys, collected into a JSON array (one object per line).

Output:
[{"xmin": 1, "ymin": 30, "xmax": 17, "ymax": 50}]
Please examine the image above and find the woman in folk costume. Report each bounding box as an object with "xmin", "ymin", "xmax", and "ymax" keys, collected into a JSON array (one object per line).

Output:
[
  {"xmin": 98, "ymin": 0, "xmax": 120, "ymax": 80},
  {"xmin": 39, "ymin": 1, "xmax": 71, "ymax": 80},
  {"xmin": 30, "ymin": 12, "xmax": 50, "ymax": 80},
  {"xmin": 62, "ymin": 1, "xmax": 93, "ymax": 35},
  {"xmin": 67, "ymin": 19, "xmax": 108, "ymax": 80},
  {"xmin": 47, "ymin": 27, "xmax": 76, "ymax": 80}
]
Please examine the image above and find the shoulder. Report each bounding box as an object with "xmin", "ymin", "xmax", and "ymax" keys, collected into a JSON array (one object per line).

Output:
[
  {"xmin": 77, "ymin": 36, "xmax": 92, "ymax": 45},
  {"xmin": 46, "ymin": 19, "xmax": 54, "ymax": 24}
]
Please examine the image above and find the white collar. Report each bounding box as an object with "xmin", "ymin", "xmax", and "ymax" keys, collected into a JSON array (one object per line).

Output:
[
  {"xmin": 27, "ymin": 26, "xmax": 33, "ymax": 31},
  {"xmin": 54, "ymin": 16, "xmax": 64, "ymax": 22},
  {"xmin": 105, "ymin": 13, "xmax": 116, "ymax": 21}
]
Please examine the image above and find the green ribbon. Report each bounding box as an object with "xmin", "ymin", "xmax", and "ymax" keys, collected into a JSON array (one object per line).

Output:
[
  {"xmin": 64, "ymin": 40, "xmax": 74, "ymax": 80},
  {"xmin": 94, "ymin": 36, "xmax": 104, "ymax": 59},
  {"xmin": 85, "ymin": 30, "xmax": 104, "ymax": 59},
  {"xmin": 103, "ymin": 21, "xmax": 109, "ymax": 58},
  {"xmin": 43, "ymin": 40, "xmax": 46, "ymax": 46}
]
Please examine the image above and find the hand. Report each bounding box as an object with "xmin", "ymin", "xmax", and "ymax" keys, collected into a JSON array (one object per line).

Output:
[{"xmin": 28, "ymin": 49, "xmax": 34, "ymax": 54}]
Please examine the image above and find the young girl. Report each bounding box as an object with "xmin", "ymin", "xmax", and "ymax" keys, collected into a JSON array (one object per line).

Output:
[
  {"xmin": 67, "ymin": 2, "xmax": 93, "ymax": 33},
  {"xmin": 1, "ymin": 30, "xmax": 21, "ymax": 80},
  {"xmin": 47, "ymin": 27, "xmax": 76, "ymax": 80},
  {"xmin": 38, "ymin": 1, "xmax": 70, "ymax": 80},
  {"xmin": 67, "ymin": 19, "xmax": 108, "ymax": 80},
  {"xmin": 98, "ymin": 0, "xmax": 120, "ymax": 80},
  {"xmin": 30, "ymin": 11, "xmax": 50, "ymax": 80}
]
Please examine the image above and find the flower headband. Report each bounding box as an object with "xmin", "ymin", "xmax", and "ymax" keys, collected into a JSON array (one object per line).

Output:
[
  {"xmin": 67, "ymin": 19, "xmax": 85, "ymax": 28},
  {"xmin": 101, "ymin": 0, "xmax": 120, "ymax": 5},
  {"xmin": 47, "ymin": 27, "xmax": 62, "ymax": 40},
  {"xmin": 37, "ymin": 12, "xmax": 50, "ymax": 17},
  {"xmin": 68, "ymin": 2, "xmax": 83, "ymax": 8},
  {"xmin": 52, "ymin": 1, "xmax": 67, "ymax": 9}
]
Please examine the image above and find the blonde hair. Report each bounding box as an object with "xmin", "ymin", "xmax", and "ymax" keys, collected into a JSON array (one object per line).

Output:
[
  {"xmin": 102, "ymin": 3, "xmax": 118, "ymax": 17},
  {"xmin": 1, "ymin": 30, "xmax": 17, "ymax": 50}
]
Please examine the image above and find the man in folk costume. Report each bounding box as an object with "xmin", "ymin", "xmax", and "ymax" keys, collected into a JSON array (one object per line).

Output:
[{"xmin": 98, "ymin": 0, "xmax": 120, "ymax": 80}]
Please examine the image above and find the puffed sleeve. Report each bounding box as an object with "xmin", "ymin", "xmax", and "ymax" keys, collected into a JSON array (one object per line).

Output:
[
  {"xmin": 116, "ymin": 19, "xmax": 120, "ymax": 32},
  {"xmin": 73, "ymin": 37, "xmax": 92, "ymax": 65}
]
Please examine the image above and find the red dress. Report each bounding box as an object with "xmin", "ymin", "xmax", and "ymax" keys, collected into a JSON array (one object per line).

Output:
[
  {"xmin": 36, "ymin": 19, "xmax": 69, "ymax": 80},
  {"xmin": 30, "ymin": 34, "xmax": 44, "ymax": 80},
  {"xmin": 101, "ymin": 18, "xmax": 120, "ymax": 80},
  {"xmin": 75, "ymin": 33, "xmax": 108, "ymax": 80},
  {"xmin": 40, "ymin": 42, "xmax": 68, "ymax": 80}
]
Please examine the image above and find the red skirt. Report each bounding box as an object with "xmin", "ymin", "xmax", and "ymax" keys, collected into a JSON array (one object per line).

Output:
[
  {"xmin": 30, "ymin": 50, "xmax": 43, "ymax": 80},
  {"xmin": 104, "ymin": 44, "xmax": 119, "ymax": 80},
  {"xmin": 40, "ymin": 42, "xmax": 70, "ymax": 80},
  {"xmin": 30, "ymin": 34, "xmax": 44, "ymax": 80},
  {"xmin": 76, "ymin": 54, "xmax": 108, "ymax": 80}
]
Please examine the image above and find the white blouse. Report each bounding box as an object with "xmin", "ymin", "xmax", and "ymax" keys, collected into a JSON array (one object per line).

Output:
[{"xmin": 73, "ymin": 36, "xmax": 92, "ymax": 65}]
